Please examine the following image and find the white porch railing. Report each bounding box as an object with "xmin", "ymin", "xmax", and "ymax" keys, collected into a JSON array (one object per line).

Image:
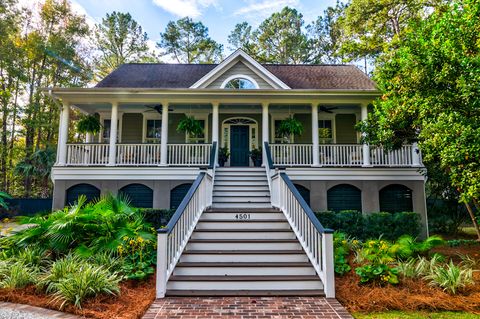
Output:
[
  {"xmin": 320, "ymin": 144, "xmax": 364, "ymax": 166},
  {"xmin": 66, "ymin": 144, "xmax": 109, "ymax": 166},
  {"xmin": 64, "ymin": 143, "xmax": 213, "ymax": 166},
  {"xmin": 270, "ymin": 144, "xmax": 313, "ymax": 166},
  {"xmin": 270, "ymin": 172, "xmax": 335, "ymax": 298},
  {"xmin": 370, "ymin": 145, "xmax": 414, "ymax": 166},
  {"xmin": 156, "ymin": 172, "xmax": 213, "ymax": 298},
  {"xmin": 269, "ymin": 144, "xmax": 420, "ymax": 167},
  {"xmin": 167, "ymin": 144, "xmax": 212, "ymax": 166},
  {"xmin": 116, "ymin": 144, "xmax": 161, "ymax": 165}
]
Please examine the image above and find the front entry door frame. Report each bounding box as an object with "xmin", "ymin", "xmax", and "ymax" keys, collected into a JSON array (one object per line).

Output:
[
  {"xmin": 221, "ymin": 117, "xmax": 258, "ymax": 167},
  {"xmin": 230, "ymin": 125, "xmax": 250, "ymax": 166}
]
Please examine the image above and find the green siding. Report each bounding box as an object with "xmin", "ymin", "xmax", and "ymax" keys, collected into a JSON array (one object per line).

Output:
[
  {"xmin": 207, "ymin": 61, "xmax": 273, "ymax": 89},
  {"xmin": 335, "ymin": 114, "xmax": 357, "ymax": 143},
  {"xmin": 379, "ymin": 185, "xmax": 413, "ymax": 212},
  {"xmin": 168, "ymin": 113, "xmax": 187, "ymax": 143},
  {"xmin": 327, "ymin": 184, "xmax": 362, "ymax": 212},
  {"xmin": 294, "ymin": 114, "xmax": 312, "ymax": 143},
  {"xmin": 122, "ymin": 113, "xmax": 143, "ymax": 143}
]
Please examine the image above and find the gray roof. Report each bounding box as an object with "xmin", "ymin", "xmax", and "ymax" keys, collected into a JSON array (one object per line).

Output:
[{"xmin": 95, "ymin": 63, "xmax": 377, "ymax": 90}]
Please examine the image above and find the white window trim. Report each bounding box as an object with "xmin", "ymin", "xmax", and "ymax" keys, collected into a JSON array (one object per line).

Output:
[
  {"xmin": 318, "ymin": 114, "xmax": 336, "ymax": 144},
  {"xmin": 142, "ymin": 113, "xmax": 162, "ymax": 143},
  {"xmin": 220, "ymin": 74, "xmax": 260, "ymax": 89},
  {"xmin": 98, "ymin": 112, "xmax": 123, "ymax": 143}
]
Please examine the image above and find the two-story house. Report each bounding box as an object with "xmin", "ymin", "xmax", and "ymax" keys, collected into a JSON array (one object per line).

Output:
[{"xmin": 48, "ymin": 49, "xmax": 427, "ymax": 298}]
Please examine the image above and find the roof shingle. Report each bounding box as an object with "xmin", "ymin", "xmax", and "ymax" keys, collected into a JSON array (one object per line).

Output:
[{"xmin": 95, "ymin": 63, "xmax": 376, "ymax": 90}]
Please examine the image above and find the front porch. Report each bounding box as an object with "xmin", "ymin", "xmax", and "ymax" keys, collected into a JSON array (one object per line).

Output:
[{"xmin": 54, "ymin": 98, "xmax": 422, "ymax": 169}]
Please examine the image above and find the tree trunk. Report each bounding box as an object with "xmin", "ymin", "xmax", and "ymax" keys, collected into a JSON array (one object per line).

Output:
[{"xmin": 464, "ymin": 202, "xmax": 480, "ymax": 241}]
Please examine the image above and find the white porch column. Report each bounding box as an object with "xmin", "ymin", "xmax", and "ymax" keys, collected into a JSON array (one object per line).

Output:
[
  {"xmin": 57, "ymin": 101, "xmax": 70, "ymax": 166},
  {"xmin": 160, "ymin": 102, "xmax": 169, "ymax": 165},
  {"xmin": 361, "ymin": 103, "xmax": 371, "ymax": 166},
  {"xmin": 262, "ymin": 102, "xmax": 269, "ymax": 166},
  {"xmin": 108, "ymin": 102, "xmax": 118, "ymax": 166},
  {"xmin": 212, "ymin": 102, "xmax": 219, "ymax": 167},
  {"xmin": 312, "ymin": 103, "xmax": 319, "ymax": 166},
  {"xmin": 412, "ymin": 142, "xmax": 421, "ymax": 166}
]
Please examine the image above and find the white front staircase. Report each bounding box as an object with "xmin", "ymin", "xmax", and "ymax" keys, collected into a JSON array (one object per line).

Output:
[
  {"xmin": 212, "ymin": 167, "xmax": 271, "ymax": 209},
  {"xmin": 162, "ymin": 167, "xmax": 325, "ymax": 296}
]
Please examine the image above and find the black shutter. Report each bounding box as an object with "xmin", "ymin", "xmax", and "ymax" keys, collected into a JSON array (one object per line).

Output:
[
  {"xmin": 119, "ymin": 184, "xmax": 153, "ymax": 208},
  {"xmin": 66, "ymin": 184, "xmax": 100, "ymax": 206},
  {"xmin": 379, "ymin": 184, "xmax": 413, "ymax": 212},
  {"xmin": 170, "ymin": 183, "xmax": 193, "ymax": 210},
  {"xmin": 327, "ymin": 184, "xmax": 362, "ymax": 212}
]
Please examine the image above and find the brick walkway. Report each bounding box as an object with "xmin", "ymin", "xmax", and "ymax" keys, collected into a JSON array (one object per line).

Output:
[{"xmin": 143, "ymin": 297, "xmax": 353, "ymax": 319}]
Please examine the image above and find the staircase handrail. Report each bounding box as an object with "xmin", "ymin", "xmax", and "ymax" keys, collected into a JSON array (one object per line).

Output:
[{"xmin": 156, "ymin": 171, "xmax": 213, "ymax": 298}]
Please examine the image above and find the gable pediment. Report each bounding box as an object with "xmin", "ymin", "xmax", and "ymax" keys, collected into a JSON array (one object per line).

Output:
[{"xmin": 190, "ymin": 49, "xmax": 290, "ymax": 89}]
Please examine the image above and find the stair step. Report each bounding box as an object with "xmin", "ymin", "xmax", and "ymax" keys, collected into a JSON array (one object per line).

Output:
[
  {"xmin": 166, "ymin": 289, "xmax": 325, "ymax": 296},
  {"xmin": 173, "ymin": 262, "xmax": 316, "ymax": 276},
  {"xmin": 215, "ymin": 171, "xmax": 266, "ymax": 176},
  {"xmin": 205, "ymin": 208, "xmax": 280, "ymax": 213},
  {"xmin": 215, "ymin": 176, "xmax": 267, "ymax": 181},
  {"xmin": 167, "ymin": 275, "xmax": 323, "ymax": 290},
  {"xmin": 214, "ymin": 181, "xmax": 269, "ymax": 186},
  {"xmin": 213, "ymin": 186, "xmax": 270, "ymax": 192},
  {"xmin": 216, "ymin": 168, "xmax": 264, "ymax": 172},
  {"xmin": 212, "ymin": 197, "xmax": 270, "ymax": 203},
  {"xmin": 192, "ymin": 229, "xmax": 294, "ymax": 240},
  {"xmin": 180, "ymin": 250, "xmax": 308, "ymax": 262},
  {"xmin": 200, "ymin": 212, "xmax": 284, "ymax": 220},
  {"xmin": 212, "ymin": 202, "xmax": 272, "ymax": 209},
  {"xmin": 186, "ymin": 239, "xmax": 301, "ymax": 250},
  {"xmin": 196, "ymin": 220, "xmax": 287, "ymax": 229},
  {"xmin": 213, "ymin": 191, "xmax": 270, "ymax": 197}
]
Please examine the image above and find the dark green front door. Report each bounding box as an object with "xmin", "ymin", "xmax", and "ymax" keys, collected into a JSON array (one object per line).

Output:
[{"xmin": 230, "ymin": 125, "xmax": 249, "ymax": 166}]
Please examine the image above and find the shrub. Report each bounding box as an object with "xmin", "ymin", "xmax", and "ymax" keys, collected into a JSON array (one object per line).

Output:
[
  {"xmin": 424, "ymin": 260, "xmax": 474, "ymax": 294},
  {"xmin": 333, "ymin": 232, "xmax": 354, "ymax": 275},
  {"xmin": 141, "ymin": 209, "xmax": 174, "ymax": 229},
  {"xmin": 117, "ymin": 236, "xmax": 155, "ymax": 280},
  {"xmin": 51, "ymin": 263, "xmax": 120, "ymax": 309},
  {"xmin": 0, "ymin": 261, "xmax": 38, "ymax": 289},
  {"xmin": 39, "ymin": 254, "xmax": 83, "ymax": 293},
  {"xmin": 316, "ymin": 211, "xmax": 421, "ymax": 240}
]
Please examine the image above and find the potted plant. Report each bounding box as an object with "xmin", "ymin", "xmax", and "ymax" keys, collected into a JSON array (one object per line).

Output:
[
  {"xmin": 77, "ymin": 115, "xmax": 101, "ymax": 136},
  {"xmin": 277, "ymin": 116, "xmax": 304, "ymax": 143},
  {"xmin": 250, "ymin": 148, "xmax": 262, "ymax": 167},
  {"xmin": 218, "ymin": 147, "xmax": 229, "ymax": 167},
  {"xmin": 177, "ymin": 116, "xmax": 204, "ymax": 142}
]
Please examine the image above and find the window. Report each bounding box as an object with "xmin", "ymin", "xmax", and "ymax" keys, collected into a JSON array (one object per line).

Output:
[
  {"xmin": 319, "ymin": 119, "xmax": 333, "ymax": 144},
  {"xmin": 101, "ymin": 119, "xmax": 120, "ymax": 143},
  {"xmin": 224, "ymin": 78, "xmax": 257, "ymax": 89},
  {"xmin": 146, "ymin": 119, "xmax": 162, "ymax": 142}
]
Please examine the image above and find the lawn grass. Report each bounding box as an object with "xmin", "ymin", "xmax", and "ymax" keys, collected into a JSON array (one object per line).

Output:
[{"xmin": 354, "ymin": 311, "xmax": 479, "ymax": 319}]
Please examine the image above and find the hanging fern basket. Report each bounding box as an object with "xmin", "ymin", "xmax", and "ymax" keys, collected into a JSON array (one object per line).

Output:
[
  {"xmin": 177, "ymin": 116, "xmax": 203, "ymax": 138},
  {"xmin": 277, "ymin": 116, "xmax": 304, "ymax": 142},
  {"xmin": 77, "ymin": 115, "xmax": 101, "ymax": 134}
]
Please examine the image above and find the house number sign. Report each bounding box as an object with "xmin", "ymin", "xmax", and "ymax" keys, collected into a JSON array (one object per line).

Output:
[{"xmin": 235, "ymin": 213, "xmax": 251, "ymax": 220}]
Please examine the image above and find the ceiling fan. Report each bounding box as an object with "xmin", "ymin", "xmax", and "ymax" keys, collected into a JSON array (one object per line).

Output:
[
  {"xmin": 144, "ymin": 104, "xmax": 173, "ymax": 114},
  {"xmin": 319, "ymin": 106, "xmax": 339, "ymax": 113}
]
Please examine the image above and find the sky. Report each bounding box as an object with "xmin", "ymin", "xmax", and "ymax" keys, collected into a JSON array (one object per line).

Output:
[{"xmin": 72, "ymin": 0, "xmax": 339, "ymax": 54}]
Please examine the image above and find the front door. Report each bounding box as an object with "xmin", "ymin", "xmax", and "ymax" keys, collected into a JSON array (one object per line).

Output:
[{"xmin": 230, "ymin": 125, "xmax": 250, "ymax": 166}]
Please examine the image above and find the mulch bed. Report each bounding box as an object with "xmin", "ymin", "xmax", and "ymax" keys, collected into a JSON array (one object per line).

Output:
[
  {"xmin": 336, "ymin": 243, "xmax": 480, "ymax": 314},
  {"xmin": 0, "ymin": 277, "xmax": 156, "ymax": 319}
]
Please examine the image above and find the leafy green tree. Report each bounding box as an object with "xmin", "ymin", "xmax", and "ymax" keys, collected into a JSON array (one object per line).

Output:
[
  {"xmin": 158, "ymin": 17, "xmax": 223, "ymax": 63},
  {"xmin": 94, "ymin": 11, "xmax": 156, "ymax": 79},
  {"xmin": 338, "ymin": 0, "xmax": 447, "ymax": 72},
  {"xmin": 255, "ymin": 7, "xmax": 311, "ymax": 63},
  {"xmin": 307, "ymin": 1, "xmax": 346, "ymax": 64},
  {"xmin": 227, "ymin": 22, "xmax": 258, "ymax": 57},
  {"xmin": 15, "ymin": 147, "xmax": 56, "ymax": 198},
  {"xmin": 359, "ymin": 0, "xmax": 480, "ymax": 239}
]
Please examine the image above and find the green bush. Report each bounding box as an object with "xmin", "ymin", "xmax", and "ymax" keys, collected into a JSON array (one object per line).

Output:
[
  {"xmin": 333, "ymin": 232, "xmax": 353, "ymax": 275},
  {"xmin": 315, "ymin": 211, "xmax": 421, "ymax": 241},
  {"xmin": 50, "ymin": 262, "xmax": 120, "ymax": 309},
  {"xmin": 0, "ymin": 261, "xmax": 38, "ymax": 289},
  {"xmin": 141, "ymin": 208, "xmax": 175, "ymax": 229}
]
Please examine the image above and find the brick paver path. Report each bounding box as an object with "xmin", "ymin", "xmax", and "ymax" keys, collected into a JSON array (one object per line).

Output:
[{"xmin": 143, "ymin": 297, "xmax": 353, "ymax": 319}]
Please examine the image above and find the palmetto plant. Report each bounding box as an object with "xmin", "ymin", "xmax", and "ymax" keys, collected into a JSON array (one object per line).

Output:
[
  {"xmin": 15, "ymin": 147, "xmax": 56, "ymax": 198},
  {"xmin": 12, "ymin": 194, "xmax": 155, "ymax": 256},
  {"xmin": 0, "ymin": 191, "xmax": 12, "ymax": 210}
]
